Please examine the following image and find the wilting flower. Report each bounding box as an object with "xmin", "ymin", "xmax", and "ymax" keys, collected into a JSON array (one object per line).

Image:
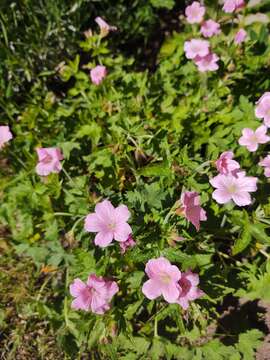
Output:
[
  {"xmin": 234, "ymin": 29, "xmax": 247, "ymax": 44},
  {"xmin": 238, "ymin": 125, "xmax": 270, "ymax": 152},
  {"xmin": 210, "ymin": 171, "xmax": 258, "ymax": 206},
  {"xmin": 255, "ymin": 92, "xmax": 270, "ymax": 127},
  {"xmin": 36, "ymin": 147, "xmax": 63, "ymax": 176},
  {"xmin": 215, "ymin": 151, "xmax": 240, "ymax": 175},
  {"xmin": 222, "ymin": 0, "xmax": 245, "ymax": 13},
  {"xmin": 184, "ymin": 39, "xmax": 210, "ymax": 59},
  {"xmin": 194, "ymin": 52, "xmax": 219, "ymax": 72},
  {"xmin": 200, "ymin": 20, "xmax": 221, "ymax": 38},
  {"xmin": 70, "ymin": 274, "xmax": 118, "ymax": 314},
  {"xmin": 84, "ymin": 199, "xmax": 132, "ymax": 248},
  {"xmin": 185, "ymin": 2, "xmax": 205, "ymax": 24},
  {"xmin": 176, "ymin": 271, "xmax": 204, "ymax": 310},
  {"xmin": 90, "ymin": 65, "xmax": 107, "ymax": 85},
  {"xmin": 119, "ymin": 234, "xmax": 136, "ymax": 254},
  {"xmin": 0, "ymin": 125, "xmax": 13, "ymax": 149},
  {"xmin": 95, "ymin": 17, "xmax": 117, "ymax": 37},
  {"xmin": 179, "ymin": 191, "xmax": 207, "ymax": 231},
  {"xmin": 259, "ymin": 155, "xmax": 270, "ymax": 177},
  {"xmin": 142, "ymin": 257, "xmax": 181, "ymax": 303}
]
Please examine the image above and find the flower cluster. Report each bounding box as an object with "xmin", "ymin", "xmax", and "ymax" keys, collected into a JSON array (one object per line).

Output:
[{"xmin": 184, "ymin": 1, "xmax": 247, "ymax": 72}]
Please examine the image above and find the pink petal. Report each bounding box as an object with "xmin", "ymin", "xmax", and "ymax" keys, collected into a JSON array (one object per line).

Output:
[
  {"xmin": 84, "ymin": 213, "xmax": 104, "ymax": 232},
  {"xmin": 232, "ymin": 192, "xmax": 252, "ymax": 206},
  {"xmin": 94, "ymin": 231, "xmax": 114, "ymax": 247},
  {"xmin": 114, "ymin": 222, "xmax": 132, "ymax": 242},
  {"xmin": 114, "ymin": 204, "xmax": 131, "ymax": 222},
  {"xmin": 70, "ymin": 278, "xmax": 87, "ymax": 297},
  {"xmin": 142, "ymin": 279, "xmax": 162, "ymax": 300},
  {"xmin": 162, "ymin": 283, "xmax": 180, "ymax": 303},
  {"xmin": 95, "ymin": 200, "xmax": 115, "ymax": 223},
  {"xmin": 212, "ymin": 189, "xmax": 232, "ymax": 204}
]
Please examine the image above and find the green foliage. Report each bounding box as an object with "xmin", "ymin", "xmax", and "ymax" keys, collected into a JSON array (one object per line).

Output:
[{"xmin": 1, "ymin": 0, "xmax": 270, "ymax": 357}]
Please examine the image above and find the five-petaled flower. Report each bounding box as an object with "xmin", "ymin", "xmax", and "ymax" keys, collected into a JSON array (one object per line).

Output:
[
  {"xmin": 142, "ymin": 257, "xmax": 181, "ymax": 303},
  {"xmin": 36, "ymin": 147, "xmax": 63, "ymax": 176},
  {"xmin": 200, "ymin": 20, "xmax": 221, "ymax": 38},
  {"xmin": 234, "ymin": 29, "xmax": 247, "ymax": 44},
  {"xmin": 255, "ymin": 92, "xmax": 270, "ymax": 127},
  {"xmin": 210, "ymin": 171, "xmax": 258, "ymax": 206},
  {"xmin": 259, "ymin": 155, "xmax": 270, "ymax": 177},
  {"xmin": 194, "ymin": 52, "xmax": 219, "ymax": 72},
  {"xmin": 238, "ymin": 125, "xmax": 270, "ymax": 152},
  {"xmin": 90, "ymin": 65, "xmax": 107, "ymax": 85},
  {"xmin": 185, "ymin": 1, "xmax": 205, "ymax": 24},
  {"xmin": 84, "ymin": 199, "xmax": 132, "ymax": 248},
  {"xmin": 222, "ymin": 0, "xmax": 245, "ymax": 13},
  {"xmin": 215, "ymin": 151, "xmax": 240, "ymax": 175},
  {"xmin": 0, "ymin": 125, "xmax": 13, "ymax": 149},
  {"xmin": 70, "ymin": 274, "xmax": 118, "ymax": 314},
  {"xmin": 176, "ymin": 271, "xmax": 204, "ymax": 310},
  {"xmin": 184, "ymin": 39, "xmax": 210, "ymax": 60},
  {"xmin": 179, "ymin": 191, "xmax": 207, "ymax": 231},
  {"xmin": 95, "ymin": 17, "xmax": 117, "ymax": 37}
]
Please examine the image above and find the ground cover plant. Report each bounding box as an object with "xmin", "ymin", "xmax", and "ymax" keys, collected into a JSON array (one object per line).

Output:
[{"xmin": 1, "ymin": 0, "xmax": 270, "ymax": 358}]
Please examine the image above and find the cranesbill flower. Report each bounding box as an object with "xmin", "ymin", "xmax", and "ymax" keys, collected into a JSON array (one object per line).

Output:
[
  {"xmin": 255, "ymin": 92, "xmax": 270, "ymax": 127},
  {"xmin": 210, "ymin": 171, "xmax": 258, "ymax": 206},
  {"xmin": 194, "ymin": 52, "xmax": 219, "ymax": 72},
  {"xmin": 0, "ymin": 125, "xmax": 13, "ymax": 149},
  {"xmin": 90, "ymin": 65, "xmax": 107, "ymax": 85},
  {"xmin": 184, "ymin": 39, "xmax": 210, "ymax": 59},
  {"xmin": 215, "ymin": 151, "xmax": 240, "ymax": 175},
  {"xmin": 36, "ymin": 147, "xmax": 63, "ymax": 176},
  {"xmin": 179, "ymin": 191, "xmax": 207, "ymax": 231},
  {"xmin": 222, "ymin": 0, "xmax": 245, "ymax": 13},
  {"xmin": 119, "ymin": 234, "xmax": 136, "ymax": 254},
  {"xmin": 176, "ymin": 271, "xmax": 204, "ymax": 310},
  {"xmin": 70, "ymin": 274, "xmax": 118, "ymax": 314},
  {"xmin": 238, "ymin": 125, "xmax": 270, "ymax": 152},
  {"xmin": 95, "ymin": 17, "xmax": 117, "ymax": 37},
  {"xmin": 185, "ymin": 2, "xmax": 205, "ymax": 24},
  {"xmin": 142, "ymin": 257, "xmax": 181, "ymax": 303},
  {"xmin": 259, "ymin": 155, "xmax": 270, "ymax": 177},
  {"xmin": 234, "ymin": 29, "xmax": 247, "ymax": 44},
  {"xmin": 200, "ymin": 20, "xmax": 221, "ymax": 38},
  {"xmin": 84, "ymin": 199, "xmax": 132, "ymax": 248}
]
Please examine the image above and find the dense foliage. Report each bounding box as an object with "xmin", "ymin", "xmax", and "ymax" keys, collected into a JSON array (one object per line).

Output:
[{"xmin": 1, "ymin": 0, "xmax": 270, "ymax": 358}]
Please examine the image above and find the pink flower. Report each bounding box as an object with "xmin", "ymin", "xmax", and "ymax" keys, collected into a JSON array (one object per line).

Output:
[
  {"xmin": 234, "ymin": 29, "xmax": 247, "ymax": 44},
  {"xmin": 222, "ymin": 0, "xmax": 245, "ymax": 13},
  {"xmin": 215, "ymin": 151, "xmax": 240, "ymax": 175},
  {"xmin": 238, "ymin": 125, "xmax": 270, "ymax": 152},
  {"xmin": 0, "ymin": 125, "xmax": 13, "ymax": 149},
  {"xmin": 255, "ymin": 92, "xmax": 270, "ymax": 127},
  {"xmin": 259, "ymin": 155, "xmax": 270, "ymax": 177},
  {"xmin": 142, "ymin": 257, "xmax": 181, "ymax": 303},
  {"xmin": 119, "ymin": 234, "xmax": 136, "ymax": 254},
  {"xmin": 90, "ymin": 65, "xmax": 107, "ymax": 85},
  {"xmin": 36, "ymin": 147, "xmax": 63, "ymax": 176},
  {"xmin": 95, "ymin": 17, "xmax": 117, "ymax": 36},
  {"xmin": 194, "ymin": 52, "xmax": 219, "ymax": 72},
  {"xmin": 184, "ymin": 39, "xmax": 210, "ymax": 59},
  {"xmin": 185, "ymin": 2, "xmax": 205, "ymax": 24},
  {"xmin": 210, "ymin": 171, "xmax": 258, "ymax": 206},
  {"xmin": 180, "ymin": 191, "xmax": 207, "ymax": 231},
  {"xmin": 176, "ymin": 271, "xmax": 204, "ymax": 310},
  {"xmin": 200, "ymin": 20, "xmax": 221, "ymax": 38},
  {"xmin": 84, "ymin": 199, "xmax": 132, "ymax": 248},
  {"xmin": 70, "ymin": 274, "xmax": 118, "ymax": 314}
]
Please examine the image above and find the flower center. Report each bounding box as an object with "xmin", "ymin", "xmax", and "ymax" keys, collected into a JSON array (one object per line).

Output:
[
  {"xmin": 227, "ymin": 184, "xmax": 237, "ymax": 194},
  {"xmin": 108, "ymin": 222, "xmax": 116, "ymax": 230},
  {"xmin": 43, "ymin": 154, "xmax": 53, "ymax": 164},
  {"xmin": 160, "ymin": 272, "xmax": 172, "ymax": 284}
]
